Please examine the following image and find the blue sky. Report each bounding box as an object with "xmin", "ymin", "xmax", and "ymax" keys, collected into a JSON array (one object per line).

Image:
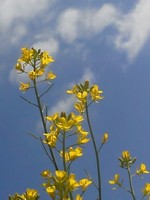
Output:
[{"xmin": 1, "ymin": 0, "xmax": 150, "ymax": 199}]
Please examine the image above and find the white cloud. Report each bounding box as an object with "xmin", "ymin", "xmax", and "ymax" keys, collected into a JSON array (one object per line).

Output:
[
  {"xmin": 115, "ymin": 0, "xmax": 150, "ymax": 60},
  {"xmin": 56, "ymin": 1, "xmax": 150, "ymax": 60},
  {"xmin": 0, "ymin": 0, "xmax": 51, "ymax": 31},
  {"xmin": 0, "ymin": 0, "xmax": 55, "ymax": 45},
  {"xmin": 32, "ymin": 34, "xmax": 59, "ymax": 55},
  {"xmin": 57, "ymin": 4, "xmax": 118, "ymax": 43}
]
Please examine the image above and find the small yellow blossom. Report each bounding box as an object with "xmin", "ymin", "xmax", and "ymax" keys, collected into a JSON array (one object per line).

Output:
[
  {"xmin": 136, "ymin": 163, "xmax": 150, "ymax": 175},
  {"xmin": 56, "ymin": 116, "xmax": 74, "ymax": 131},
  {"xmin": 43, "ymin": 133, "xmax": 57, "ymax": 148},
  {"xmin": 109, "ymin": 174, "xmax": 120, "ymax": 185},
  {"xmin": 41, "ymin": 51, "xmax": 55, "ymax": 66},
  {"xmin": 35, "ymin": 68, "xmax": 45, "ymax": 77},
  {"xmin": 90, "ymin": 85, "xmax": 103, "ymax": 101},
  {"xmin": 28, "ymin": 71, "xmax": 36, "ymax": 80},
  {"xmin": 71, "ymin": 113, "xmax": 84, "ymax": 124},
  {"xmin": 142, "ymin": 183, "xmax": 150, "ymax": 196},
  {"xmin": 118, "ymin": 150, "xmax": 136, "ymax": 168},
  {"xmin": 66, "ymin": 85, "xmax": 78, "ymax": 94},
  {"xmin": 76, "ymin": 125, "xmax": 89, "ymax": 144},
  {"xmin": 76, "ymin": 194, "xmax": 83, "ymax": 200},
  {"xmin": 19, "ymin": 47, "xmax": 34, "ymax": 63},
  {"xmin": 55, "ymin": 170, "xmax": 67, "ymax": 183},
  {"xmin": 46, "ymin": 113, "xmax": 59, "ymax": 121},
  {"xmin": 46, "ymin": 186, "xmax": 56, "ymax": 199},
  {"xmin": 61, "ymin": 147, "xmax": 83, "ymax": 162},
  {"xmin": 41, "ymin": 170, "xmax": 51, "ymax": 178},
  {"xmin": 46, "ymin": 71, "xmax": 56, "ymax": 80},
  {"xmin": 67, "ymin": 174, "xmax": 79, "ymax": 191},
  {"xmin": 26, "ymin": 188, "xmax": 39, "ymax": 199},
  {"xmin": 19, "ymin": 82, "xmax": 30, "ymax": 92},
  {"xmin": 79, "ymin": 178, "xmax": 92, "ymax": 191},
  {"xmin": 76, "ymin": 91, "xmax": 88, "ymax": 100},
  {"xmin": 74, "ymin": 102, "xmax": 85, "ymax": 113},
  {"xmin": 122, "ymin": 151, "xmax": 131, "ymax": 162},
  {"xmin": 102, "ymin": 132, "xmax": 109, "ymax": 144},
  {"xmin": 15, "ymin": 62, "xmax": 24, "ymax": 72}
]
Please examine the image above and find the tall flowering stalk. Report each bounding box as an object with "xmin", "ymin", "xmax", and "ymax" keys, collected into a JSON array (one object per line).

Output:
[
  {"xmin": 67, "ymin": 81, "xmax": 106, "ymax": 200},
  {"xmin": 109, "ymin": 150, "xmax": 150, "ymax": 200},
  {"xmin": 9, "ymin": 47, "xmax": 150, "ymax": 200},
  {"xmin": 10, "ymin": 47, "xmax": 96, "ymax": 200}
]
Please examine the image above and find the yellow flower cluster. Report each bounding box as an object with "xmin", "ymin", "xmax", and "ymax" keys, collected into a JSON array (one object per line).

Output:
[
  {"xmin": 109, "ymin": 150, "xmax": 150, "ymax": 199},
  {"xmin": 41, "ymin": 170, "xmax": 92, "ymax": 199},
  {"xmin": 15, "ymin": 47, "xmax": 56, "ymax": 92},
  {"xmin": 9, "ymin": 188, "xmax": 39, "ymax": 200},
  {"xmin": 118, "ymin": 150, "xmax": 136, "ymax": 168},
  {"xmin": 67, "ymin": 81, "xmax": 103, "ymax": 113},
  {"xmin": 44, "ymin": 112, "xmax": 89, "ymax": 151}
]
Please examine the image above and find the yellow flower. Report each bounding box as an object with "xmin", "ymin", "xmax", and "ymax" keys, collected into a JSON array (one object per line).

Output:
[
  {"xmin": 55, "ymin": 116, "xmax": 74, "ymax": 131},
  {"xmin": 66, "ymin": 85, "xmax": 78, "ymax": 94},
  {"xmin": 136, "ymin": 163, "xmax": 150, "ymax": 175},
  {"xmin": 46, "ymin": 186, "xmax": 56, "ymax": 199},
  {"xmin": 76, "ymin": 125, "xmax": 89, "ymax": 144},
  {"xmin": 90, "ymin": 85, "xmax": 103, "ymax": 101},
  {"xmin": 74, "ymin": 102, "xmax": 85, "ymax": 113},
  {"xmin": 28, "ymin": 71, "xmax": 36, "ymax": 80},
  {"xmin": 19, "ymin": 47, "xmax": 34, "ymax": 63},
  {"xmin": 9, "ymin": 193, "xmax": 26, "ymax": 200},
  {"xmin": 76, "ymin": 91, "xmax": 88, "ymax": 100},
  {"xmin": 15, "ymin": 62, "xmax": 24, "ymax": 72},
  {"xmin": 76, "ymin": 194, "xmax": 83, "ymax": 200},
  {"xmin": 79, "ymin": 178, "xmax": 92, "ymax": 191},
  {"xmin": 46, "ymin": 71, "xmax": 56, "ymax": 80},
  {"xmin": 109, "ymin": 174, "xmax": 120, "ymax": 185},
  {"xmin": 41, "ymin": 51, "xmax": 55, "ymax": 66},
  {"xmin": 122, "ymin": 150, "xmax": 131, "ymax": 162},
  {"xmin": 71, "ymin": 113, "xmax": 84, "ymax": 125},
  {"xmin": 43, "ymin": 133, "xmax": 57, "ymax": 148},
  {"xmin": 142, "ymin": 183, "xmax": 150, "ymax": 196},
  {"xmin": 26, "ymin": 188, "xmax": 39, "ymax": 199},
  {"xmin": 102, "ymin": 132, "xmax": 109, "ymax": 144},
  {"xmin": 41, "ymin": 169, "xmax": 51, "ymax": 178},
  {"xmin": 77, "ymin": 133, "xmax": 90, "ymax": 144},
  {"xmin": 35, "ymin": 68, "xmax": 45, "ymax": 77},
  {"xmin": 61, "ymin": 147, "xmax": 83, "ymax": 162},
  {"xmin": 46, "ymin": 113, "xmax": 59, "ymax": 121},
  {"xmin": 118, "ymin": 150, "xmax": 136, "ymax": 168},
  {"xmin": 19, "ymin": 82, "xmax": 30, "ymax": 92},
  {"xmin": 67, "ymin": 173, "xmax": 79, "ymax": 191},
  {"xmin": 55, "ymin": 170, "xmax": 67, "ymax": 183}
]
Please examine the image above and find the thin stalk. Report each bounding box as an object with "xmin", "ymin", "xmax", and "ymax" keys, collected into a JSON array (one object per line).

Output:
[
  {"xmin": 33, "ymin": 79, "xmax": 58, "ymax": 170},
  {"xmin": 127, "ymin": 166, "xmax": 136, "ymax": 200},
  {"xmin": 85, "ymin": 106, "xmax": 102, "ymax": 200},
  {"xmin": 62, "ymin": 130, "xmax": 67, "ymax": 171}
]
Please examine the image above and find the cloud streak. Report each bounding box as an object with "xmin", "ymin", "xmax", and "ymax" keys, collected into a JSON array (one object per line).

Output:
[
  {"xmin": 115, "ymin": 0, "xmax": 150, "ymax": 60},
  {"xmin": 3, "ymin": 0, "xmax": 150, "ymax": 68}
]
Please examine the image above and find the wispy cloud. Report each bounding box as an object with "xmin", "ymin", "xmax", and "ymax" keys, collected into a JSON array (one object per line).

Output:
[
  {"xmin": 56, "ymin": 4, "xmax": 118, "ymax": 43},
  {"xmin": 32, "ymin": 33, "xmax": 59, "ymax": 55},
  {"xmin": 5, "ymin": 0, "xmax": 150, "ymax": 75},
  {"xmin": 115, "ymin": 0, "xmax": 150, "ymax": 60},
  {"xmin": 0, "ymin": 0, "xmax": 55, "ymax": 45}
]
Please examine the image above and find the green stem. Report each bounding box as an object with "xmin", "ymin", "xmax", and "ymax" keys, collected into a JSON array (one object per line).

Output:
[
  {"xmin": 62, "ymin": 130, "xmax": 67, "ymax": 171},
  {"xmin": 33, "ymin": 79, "xmax": 58, "ymax": 170},
  {"xmin": 127, "ymin": 166, "xmax": 136, "ymax": 200},
  {"xmin": 85, "ymin": 106, "xmax": 102, "ymax": 200}
]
